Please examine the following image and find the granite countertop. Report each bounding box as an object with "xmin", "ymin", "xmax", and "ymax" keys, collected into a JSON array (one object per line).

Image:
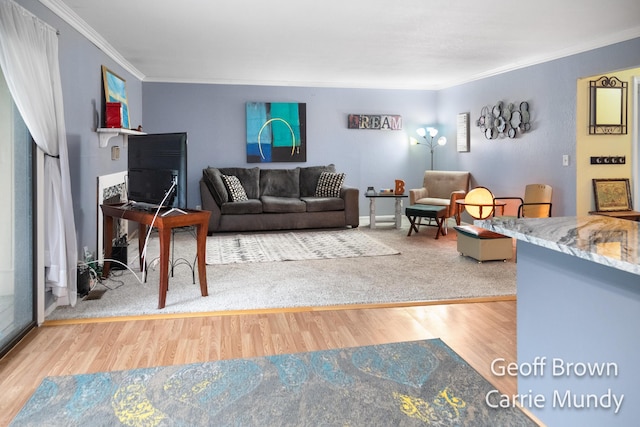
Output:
[{"xmin": 475, "ymin": 215, "xmax": 640, "ymax": 275}]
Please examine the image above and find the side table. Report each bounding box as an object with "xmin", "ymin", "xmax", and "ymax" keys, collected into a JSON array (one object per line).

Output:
[
  {"xmin": 101, "ymin": 203, "xmax": 211, "ymax": 309},
  {"xmin": 455, "ymin": 199, "xmax": 505, "ymax": 223},
  {"xmin": 589, "ymin": 210, "xmax": 640, "ymax": 221},
  {"xmin": 365, "ymin": 193, "xmax": 408, "ymax": 229}
]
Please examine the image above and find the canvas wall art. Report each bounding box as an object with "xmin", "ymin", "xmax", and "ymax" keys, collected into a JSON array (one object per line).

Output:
[
  {"xmin": 246, "ymin": 102, "xmax": 306, "ymax": 163},
  {"xmin": 101, "ymin": 66, "xmax": 130, "ymax": 129}
]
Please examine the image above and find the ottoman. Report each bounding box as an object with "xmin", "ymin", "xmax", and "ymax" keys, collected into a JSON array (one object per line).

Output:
[
  {"xmin": 405, "ymin": 204, "xmax": 447, "ymax": 239},
  {"xmin": 454, "ymin": 225, "xmax": 513, "ymax": 262}
]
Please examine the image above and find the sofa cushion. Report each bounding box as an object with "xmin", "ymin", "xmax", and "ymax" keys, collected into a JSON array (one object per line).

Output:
[
  {"xmin": 261, "ymin": 195, "xmax": 307, "ymax": 213},
  {"xmin": 221, "ymin": 175, "xmax": 248, "ymax": 202},
  {"xmin": 220, "ymin": 199, "xmax": 263, "ymax": 215},
  {"xmin": 299, "ymin": 164, "xmax": 336, "ymax": 197},
  {"xmin": 315, "ymin": 172, "xmax": 345, "ymax": 197},
  {"xmin": 202, "ymin": 167, "xmax": 229, "ymax": 205},
  {"xmin": 260, "ymin": 168, "xmax": 301, "ymax": 198},
  {"xmin": 301, "ymin": 196, "xmax": 345, "ymax": 212},
  {"xmin": 219, "ymin": 167, "xmax": 260, "ymax": 199}
]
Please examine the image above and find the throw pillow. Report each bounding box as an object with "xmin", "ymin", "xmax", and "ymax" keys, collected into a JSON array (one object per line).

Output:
[
  {"xmin": 315, "ymin": 172, "xmax": 345, "ymax": 198},
  {"xmin": 221, "ymin": 175, "xmax": 249, "ymax": 202}
]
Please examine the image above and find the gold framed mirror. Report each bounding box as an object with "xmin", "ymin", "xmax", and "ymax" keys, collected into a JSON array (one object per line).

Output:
[{"xmin": 589, "ymin": 75, "xmax": 627, "ymax": 135}]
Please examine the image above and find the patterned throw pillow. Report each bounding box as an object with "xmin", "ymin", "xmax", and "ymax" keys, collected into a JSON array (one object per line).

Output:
[
  {"xmin": 314, "ymin": 172, "xmax": 345, "ymax": 197},
  {"xmin": 221, "ymin": 175, "xmax": 248, "ymax": 202}
]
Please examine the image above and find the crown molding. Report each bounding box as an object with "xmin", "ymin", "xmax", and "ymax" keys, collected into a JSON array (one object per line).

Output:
[
  {"xmin": 38, "ymin": 1, "xmax": 640, "ymax": 89},
  {"xmin": 39, "ymin": 0, "xmax": 145, "ymax": 81}
]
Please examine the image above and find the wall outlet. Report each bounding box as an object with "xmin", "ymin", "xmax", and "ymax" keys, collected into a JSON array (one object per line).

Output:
[
  {"xmin": 195, "ymin": 205, "xmax": 202, "ymax": 210},
  {"xmin": 562, "ymin": 155, "xmax": 569, "ymax": 166}
]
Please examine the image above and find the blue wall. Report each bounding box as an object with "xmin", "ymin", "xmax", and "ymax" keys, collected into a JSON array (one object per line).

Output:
[
  {"xmin": 142, "ymin": 38, "xmax": 640, "ymax": 225},
  {"xmin": 438, "ymin": 38, "xmax": 640, "ymax": 218},
  {"xmin": 15, "ymin": 0, "xmax": 640, "ymax": 255},
  {"xmin": 141, "ymin": 83, "xmax": 437, "ymax": 215}
]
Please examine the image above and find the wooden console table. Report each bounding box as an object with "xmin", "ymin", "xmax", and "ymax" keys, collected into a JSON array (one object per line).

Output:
[
  {"xmin": 101, "ymin": 203, "xmax": 211, "ymax": 309},
  {"xmin": 589, "ymin": 210, "xmax": 640, "ymax": 221}
]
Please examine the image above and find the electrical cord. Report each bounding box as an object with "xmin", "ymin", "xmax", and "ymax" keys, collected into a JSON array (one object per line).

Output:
[
  {"xmin": 91, "ymin": 180, "xmax": 179, "ymax": 293},
  {"xmin": 139, "ymin": 180, "xmax": 177, "ymax": 282}
]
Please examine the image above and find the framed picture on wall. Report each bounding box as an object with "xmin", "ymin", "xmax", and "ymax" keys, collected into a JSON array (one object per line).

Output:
[
  {"xmin": 592, "ymin": 178, "xmax": 632, "ymax": 211},
  {"xmin": 457, "ymin": 112, "xmax": 470, "ymax": 152},
  {"xmin": 101, "ymin": 65, "xmax": 130, "ymax": 129},
  {"xmin": 246, "ymin": 102, "xmax": 307, "ymax": 163}
]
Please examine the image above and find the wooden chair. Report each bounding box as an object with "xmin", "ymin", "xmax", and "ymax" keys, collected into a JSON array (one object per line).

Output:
[{"xmin": 494, "ymin": 184, "xmax": 553, "ymax": 218}]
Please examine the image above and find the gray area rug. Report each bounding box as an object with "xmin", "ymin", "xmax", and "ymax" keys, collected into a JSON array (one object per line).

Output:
[
  {"xmin": 11, "ymin": 339, "xmax": 536, "ymax": 426},
  {"xmin": 47, "ymin": 221, "xmax": 516, "ymax": 320},
  {"xmin": 206, "ymin": 229, "xmax": 400, "ymax": 264}
]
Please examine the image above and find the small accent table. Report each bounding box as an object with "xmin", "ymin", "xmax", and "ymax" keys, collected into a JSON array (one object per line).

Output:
[
  {"xmin": 455, "ymin": 199, "xmax": 506, "ymax": 223},
  {"xmin": 365, "ymin": 193, "xmax": 408, "ymax": 229},
  {"xmin": 101, "ymin": 203, "xmax": 211, "ymax": 309},
  {"xmin": 405, "ymin": 205, "xmax": 447, "ymax": 239}
]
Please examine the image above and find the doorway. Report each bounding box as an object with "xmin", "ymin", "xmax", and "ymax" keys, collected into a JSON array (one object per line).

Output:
[{"xmin": 0, "ymin": 70, "xmax": 35, "ymax": 357}]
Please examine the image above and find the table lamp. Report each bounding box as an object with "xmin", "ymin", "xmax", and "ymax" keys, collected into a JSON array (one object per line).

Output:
[{"xmin": 464, "ymin": 187, "xmax": 496, "ymax": 219}]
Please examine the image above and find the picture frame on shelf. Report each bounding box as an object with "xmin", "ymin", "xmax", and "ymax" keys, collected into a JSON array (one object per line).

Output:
[
  {"xmin": 592, "ymin": 178, "xmax": 632, "ymax": 211},
  {"xmin": 101, "ymin": 65, "xmax": 130, "ymax": 129}
]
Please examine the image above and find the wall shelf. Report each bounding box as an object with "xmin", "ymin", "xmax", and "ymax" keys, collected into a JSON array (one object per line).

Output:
[{"xmin": 96, "ymin": 128, "xmax": 146, "ymax": 148}]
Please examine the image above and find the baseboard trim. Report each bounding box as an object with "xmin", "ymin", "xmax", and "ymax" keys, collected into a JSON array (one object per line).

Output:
[{"xmin": 42, "ymin": 295, "xmax": 516, "ymax": 326}]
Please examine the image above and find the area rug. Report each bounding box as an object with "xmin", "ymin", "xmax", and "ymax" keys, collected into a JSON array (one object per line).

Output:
[
  {"xmin": 11, "ymin": 339, "xmax": 536, "ymax": 426},
  {"xmin": 46, "ymin": 224, "xmax": 516, "ymax": 320},
  {"xmin": 206, "ymin": 229, "xmax": 400, "ymax": 264}
]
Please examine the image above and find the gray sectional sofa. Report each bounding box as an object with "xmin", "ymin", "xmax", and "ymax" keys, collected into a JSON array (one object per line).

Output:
[{"xmin": 200, "ymin": 164, "xmax": 359, "ymax": 234}]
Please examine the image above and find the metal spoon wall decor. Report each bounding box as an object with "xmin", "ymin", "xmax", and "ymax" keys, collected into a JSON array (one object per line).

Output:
[{"xmin": 476, "ymin": 101, "xmax": 531, "ymax": 139}]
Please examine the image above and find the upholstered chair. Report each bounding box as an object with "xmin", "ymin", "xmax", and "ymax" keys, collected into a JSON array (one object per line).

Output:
[{"xmin": 409, "ymin": 171, "xmax": 471, "ymax": 225}]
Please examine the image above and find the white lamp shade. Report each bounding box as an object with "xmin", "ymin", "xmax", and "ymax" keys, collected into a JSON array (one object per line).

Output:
[
  {"xmin": 437, "ymin": 136, "xmax": 447, "ymax": 146},
  {"xmin": 416, "ymin": 127, "xmax": 426, "ymax": 137},
  {"xmin": 464, "ymin": 187, "xmax": 495, "ymax": 219}
]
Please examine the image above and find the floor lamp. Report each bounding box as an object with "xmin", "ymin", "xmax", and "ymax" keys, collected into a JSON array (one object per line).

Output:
[{"xmin": 410, "ymin": 127, "xmax": 447, "ymax": 170}]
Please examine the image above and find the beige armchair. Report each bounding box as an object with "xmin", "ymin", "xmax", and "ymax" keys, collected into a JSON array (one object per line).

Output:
[{"xmin": 409, "ymin": 171, "xmax": 471, "ymax": 225}]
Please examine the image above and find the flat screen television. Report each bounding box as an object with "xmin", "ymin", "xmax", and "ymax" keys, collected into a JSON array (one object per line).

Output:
[{"xmin": 127, "ymin": 132, "xmax": 188, "ymax": 209}]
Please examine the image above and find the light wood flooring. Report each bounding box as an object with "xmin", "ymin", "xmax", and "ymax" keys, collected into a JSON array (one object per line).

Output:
[{"xmin": 0, "ymin": 300, "xmax": 519, "ymax": 426}]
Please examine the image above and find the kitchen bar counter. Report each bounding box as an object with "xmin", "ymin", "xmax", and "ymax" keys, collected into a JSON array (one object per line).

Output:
[
  {"xmin": 476, "ymin": 215, "xmax": 640, "ymax": 275},
  {"xmin": 475, "ymin": 215, "xmax": 639, "ymax": 427}
]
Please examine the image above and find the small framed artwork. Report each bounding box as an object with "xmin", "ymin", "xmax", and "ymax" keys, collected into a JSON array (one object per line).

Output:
[
  {"xmin": 592, "ymin": 178, "xmax": 632, "ymax": 211},
  {"xmin": 101, "ymin": 65, "xmax": 130, "ymax": 129}
]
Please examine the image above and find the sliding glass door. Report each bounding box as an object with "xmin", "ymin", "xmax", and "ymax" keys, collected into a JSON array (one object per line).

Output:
[{"xmin": 0, "ymin": 70, "xmax": 35, "ymax": 357}]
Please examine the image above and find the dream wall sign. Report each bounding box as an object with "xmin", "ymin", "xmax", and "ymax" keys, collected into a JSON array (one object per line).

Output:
[
  {"xmin": 246, "ymin": 102, "xmax": 306, "ymax": 163},
  {"xmin": 348, "ymin": 114, "xmax": 402, "ymax": 130}
]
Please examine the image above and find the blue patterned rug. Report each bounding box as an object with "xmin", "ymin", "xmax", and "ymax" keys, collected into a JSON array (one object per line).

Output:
[{"xmin": 12, "ymin": 339, "xmax": 536, "ymax": 426}]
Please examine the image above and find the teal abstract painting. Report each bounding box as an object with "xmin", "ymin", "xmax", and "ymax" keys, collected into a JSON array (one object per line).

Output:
[{"xmin": 246, "ymin": 102, "xmax": 306, "ymax": 163}]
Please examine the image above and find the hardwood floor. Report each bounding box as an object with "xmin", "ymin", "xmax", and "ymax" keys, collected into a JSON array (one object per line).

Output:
[{"xmin": 0, "ymin": 300, "xmax": 518, "ymax": 426}]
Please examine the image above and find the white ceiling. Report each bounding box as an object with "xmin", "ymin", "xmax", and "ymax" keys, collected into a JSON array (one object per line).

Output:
[{"xmin": 43, "ymin": 0, "xmax": 640, "ymax": 90}]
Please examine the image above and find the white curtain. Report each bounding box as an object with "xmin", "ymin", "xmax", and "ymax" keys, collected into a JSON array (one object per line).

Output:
[{"xmin": 0, "ymin": 0, "xmax": 77, "ymax": 306}]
